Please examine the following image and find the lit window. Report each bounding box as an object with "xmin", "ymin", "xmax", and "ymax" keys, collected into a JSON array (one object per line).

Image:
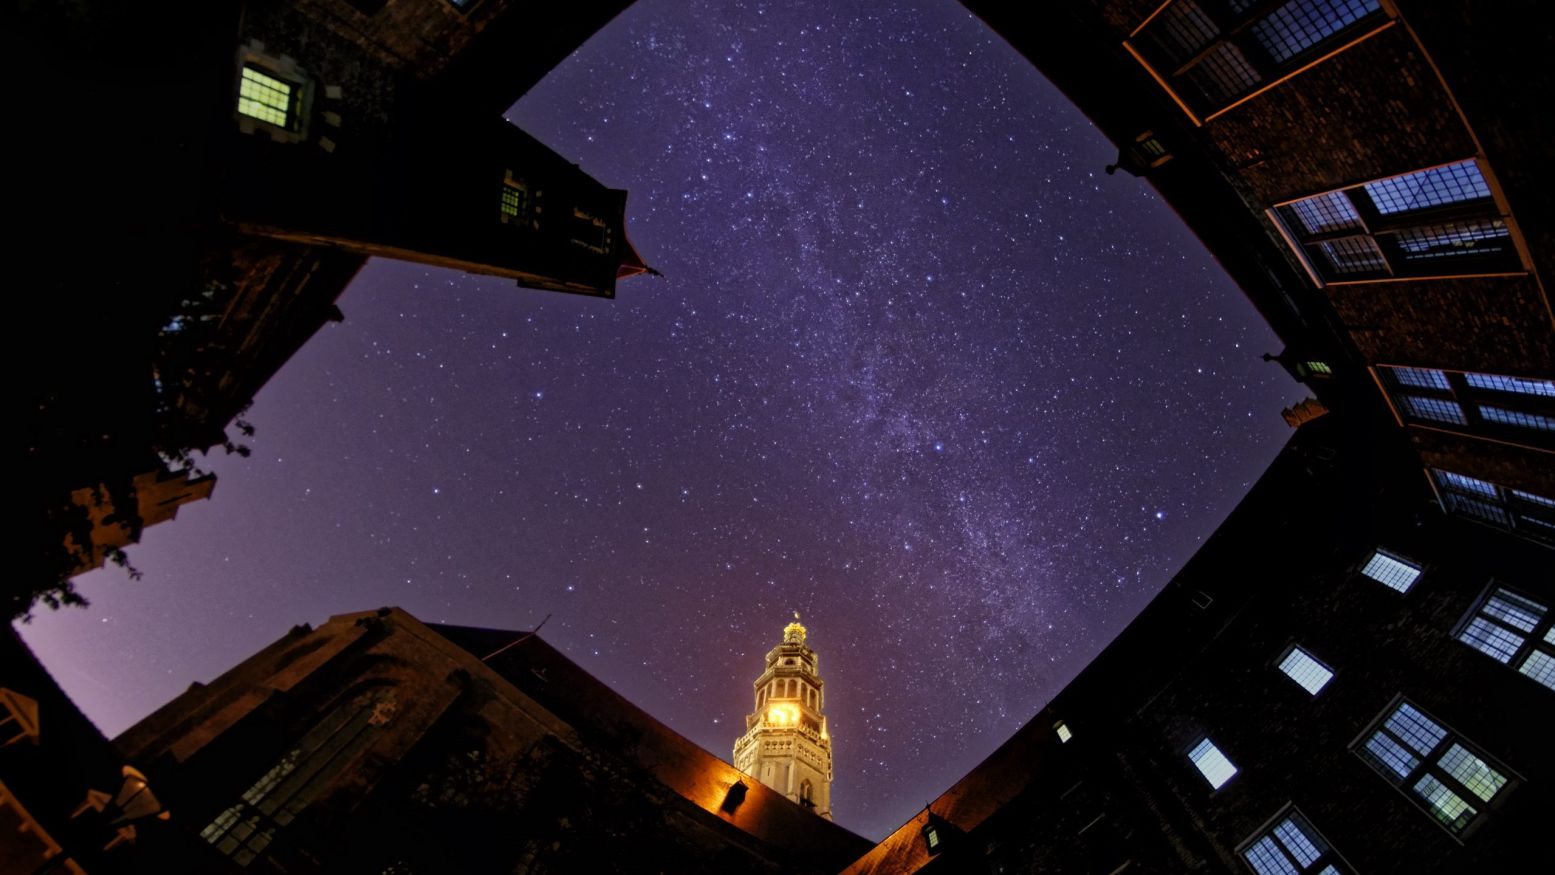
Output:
[
  {"xmin": 1377, "ymin": 367, "xmax": 1554, "ymax": 445},
  {"xmin": 500, "ymin": 172, "xmax": 532, "ymax": 226},
  {"xmin": 1251, "ymin": 0, "xmax": 1378, "ymax": 63},
  {"xmin": 238, "ymin": 66, "xmax": 299, "ymax": 129},
  {"xmin": 1394, "ymin": 219, "xmax": 1511, "ymax": 262},
  {"xmin": 1433, "ymin": 468, "xmax": 1555, "ymax": 546},
  {"xmin": 1397, "ymin": 395, "xmax": 1465, "ymax": 425},
  {"xmin": 1355, "ymin": 698, "xmax": 1516, "ymax": 836},
  {"xmin": 1477, "ymin": 406, "xmax": 1555, "ymax": 432},
  {"xmin": 200, "ymin": 692, "xmax": 391, "ymax": 865},
  {"xmin": 1129, "ymin": 0, "xmax": 1385, "ymax": 117},
  {"xmin": 1464, "ymin": 373, "xmax": 1555, "ymax": 398},
  {"xmin": 1188, "ymin": 737, "xmax": 1238, "ymax": 789},
  {"xmin": 1456, "ymin": 586, "xmax": 1555, "ymax": 691},
  {"xmin": 1360, "ymin": 549, "xmax": 1421, "ymax": 593},
  {"xmin": 1274, "ymin": 160, "xmax": 1519, "ymax": 282},
  {"xmin": 1390, "ymin": 367, "xmax": 1451, "ymax": 391},
  {"xmin": 1239, "ymin": 807, "xmax": 1351, "ymax": 875},
  {"xmin": 1363, "ymin": 161, "xmax": 1492, "ymax": 214},
  {"xmin": 1315, "ymin": 237, "xmax": 1387, "ymax": 275},
  {"xmin": 1055, "ymin": 721, "xmax": 1073, "ymax": 743},
  {"xmin": 1303, "ymin": 360, "xmax": 1333, "ymax": 377},
  {"xmin": 1288, "ymin": 192, "xmax": 1361, "ymax": 236},
  {"xmin": 1277, "ymin": 645, "xmax": 1335, "ymax": 695}
]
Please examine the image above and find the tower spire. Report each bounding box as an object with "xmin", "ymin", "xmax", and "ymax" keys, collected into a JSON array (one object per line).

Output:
[{"xmin": 733, "ymin": 615, "xmax": 834, "ymax": 819}]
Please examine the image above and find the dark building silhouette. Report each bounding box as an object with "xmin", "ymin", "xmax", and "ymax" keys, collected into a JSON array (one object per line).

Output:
[
  {"xmin": 846, "ymin": 416, "xmax": 1553, "ymax": 874},
  {"xmin": 109, "ymin": 608, "xmax": 869, "ymax": 874},
  {"xmin": 14, "ymin": 0, "xmax": 650, "ymax": 614},
  {"xmin": 833, "ymin": 1, "xmax": 1553, "ymax": 872},
  {"xmin": 2, "ymin": 629, "xmax": 205, "ymax": 874}
]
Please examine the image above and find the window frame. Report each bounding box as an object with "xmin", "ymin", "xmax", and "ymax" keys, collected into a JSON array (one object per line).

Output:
[
  {"xmin": 1269, "ymin": 159, "xmax": 1523, "ymax": 285},
  {"xmin": 1274, "ymin": 642, "xmax": 1336, "ymax": 696},
  {"xmin": 237, "ymin": 65, "xmax": 301, "ymax": 130},
  {"xmin": 1234, "ymin": 803, "xmax": 1354, "ymax": 874},
  {"xmin": 1357, "ymin": 547, "xmax": 1423, "ymax": 594},
  {"xmin": 199, "ymin": 690, "xmax": 391, "ymax": 865},
  {"xmin": 1350, "ymin": 695, "xmax": 1519, "ymax": 841},
  {"xmin": 1452, "ymin": 581, "xmax": 1555, "ymax": 691},
  {"xmin": 1124, "ymin": 0, "xmax": 1394, "ymax": 124},
  {"xmin": 234, "ymin": 46, "xmax": 312, "ymax": 144},
  {"xmin": 1374, "ymin": 365, "xmax": 1554, "ymax": 450},
  {"xmin": 1429, "ymin": 468, "xmax": 1555, "ymax": 547},
  {"xmin": 1186, "ymin": 735, "xmax": 1239, "ymax": 791}
]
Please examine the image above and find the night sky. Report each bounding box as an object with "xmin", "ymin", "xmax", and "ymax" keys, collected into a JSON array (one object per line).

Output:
[{"xmin": 19, "ymin": 0, "xmax": 1300, "ymax": 841}]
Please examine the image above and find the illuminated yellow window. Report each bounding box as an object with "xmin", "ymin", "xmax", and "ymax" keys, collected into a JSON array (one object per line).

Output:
[{"xmin": 238, "ymin": 66, "xmax": 297, "ymax": 129}]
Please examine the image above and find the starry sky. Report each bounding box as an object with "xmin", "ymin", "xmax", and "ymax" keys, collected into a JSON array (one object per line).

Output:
[{"xmin": 19, "ymin": 0, "xmax": 1300, "ymax": 842}]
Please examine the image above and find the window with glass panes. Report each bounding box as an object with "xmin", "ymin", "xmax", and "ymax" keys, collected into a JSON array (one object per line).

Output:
[
  {"xmin": 237, "ymin": 66, "xmax": 300, "ymax": 130},
  {"xmin": 1188, "ymin": 737, "xmax": 1238, "ymax": 789},
  {"xmin": 1273, "ymin": 161, "xmax": 1520, "ymax": 282},
  {"xmin": 1238, "ymin": 807, "xmax": 1351, "ymax": 874},
  {"xmin": 1354, "ymin": 698, "xmax": 1516, "ymax": 837},
  {"xmin": 1432, "ymin": 468, "xmax": 1555, "ymax": 547},
  {"xmin": 1456, "ymin": 586, "xmax": 1555, "ymax": 691},
  {"xmin": 1377, "ymin": 367, "xmax": 1554, "ymax": 447},
  {"xmin": 1128, "ymin": 0, "xmax": 1387, "ymax": 119},
  {"xmin": 1359, "ymin": 549, "xmax": 1421, "ymax": 593},
  {"xmin": 200, "ymin": 692, "xmax": 389, "ymax": 866},
  {"xmin": 1277, "ymin": 644, "xmax": 1335, "ymax": 695}
]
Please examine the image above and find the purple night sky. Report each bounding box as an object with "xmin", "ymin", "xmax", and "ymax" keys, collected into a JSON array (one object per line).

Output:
[{"xmin": 19, "ymin": 0, "xmax": 1299, "ymax": 841}]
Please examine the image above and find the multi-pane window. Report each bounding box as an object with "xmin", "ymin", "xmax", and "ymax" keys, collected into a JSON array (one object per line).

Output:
[
  {"xmin": 1277, "ymin": 644, "xmax": 1335, "ymax": 695},
  {"xmin": 1129, "ymin": 0, "xmax": 1385, "ymax": 118},
  {"xmin": 1188, "ymin": 737, "xmax": 1238, "ymax": 789},
  {"xmin": 1274, "ymin": 160, "xmax": 1519, "ymax": 282},
  {"xmin": 500, "ymin": 172, "xmax": 534, "ymax": 227},
  {"xmin": 200, "ymin": 693, "xmax": 389, "ymax": 866},
  {"xmin": 1355, "ymin": 698, "xmax": 1516, "ymax": 837},
  {"xmin": 1456, "ymin": 586, "xmax": 1555, "ymax": 691},
  {"xmin": 1238, "ymin": 807, "xmax": 1351, "ymax": 874},
  {"xmin": 1054, "ymin": 720, "xmax": 1073, "ymax": 743},
  {"xmin": 1377, "ymin": 366, "xmax": 1554, "ymax": 448},
  {"xmin": 1432, "ymin": 468, "xmax": 1555, "ymax": 546},
  {"xmin": 1359, "ymin": 549, "xmax": 1421, "ymax": 593},
  {"xmin": 237, "ymin": 66, "xmax": 300, "ymax": 130}
]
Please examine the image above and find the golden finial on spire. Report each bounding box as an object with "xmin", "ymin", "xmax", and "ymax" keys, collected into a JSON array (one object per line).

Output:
[{"xmin": 784, "ymin": 612, "xmax": 807, "ymax": 644}]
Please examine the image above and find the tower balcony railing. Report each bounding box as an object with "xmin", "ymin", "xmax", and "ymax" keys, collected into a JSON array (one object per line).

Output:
[{"xmin": 755, "ymin": 719, "xmax": 829, "ymax": 746}]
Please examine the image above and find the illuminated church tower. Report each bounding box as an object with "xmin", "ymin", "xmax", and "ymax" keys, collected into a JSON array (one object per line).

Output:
[{"xmin": 733, "ymin": 613, "xmax": 834, "ymax": 819}]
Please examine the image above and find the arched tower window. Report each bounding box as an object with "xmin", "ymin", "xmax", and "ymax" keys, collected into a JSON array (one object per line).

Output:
[{"xmin": 800, "ymin": 779, "xmax": 814, "ymax": 809}]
